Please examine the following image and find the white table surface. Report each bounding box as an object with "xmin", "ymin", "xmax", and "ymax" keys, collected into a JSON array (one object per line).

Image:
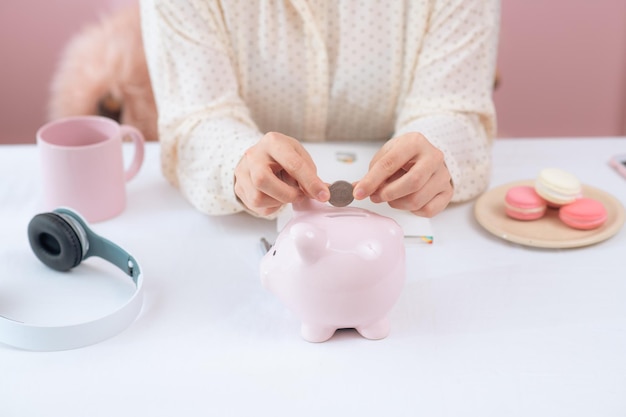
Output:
[{"xmin": 1, "ymin": 138, "xmax": 626, "ymax": 417}]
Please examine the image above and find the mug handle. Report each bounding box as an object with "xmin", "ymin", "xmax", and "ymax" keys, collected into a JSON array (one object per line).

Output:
[{"xmin": 120, "ymin": 125, "xmax": 145, "ymax": 182}]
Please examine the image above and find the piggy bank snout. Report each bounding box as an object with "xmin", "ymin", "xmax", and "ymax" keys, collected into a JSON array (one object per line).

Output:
[{"xmin": 260, "ymin": 269, "xmax": 269, "ymax": 288}]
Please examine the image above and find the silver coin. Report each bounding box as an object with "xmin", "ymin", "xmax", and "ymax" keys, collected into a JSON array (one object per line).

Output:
[{"xmin": 328, "ymin": 180, "xmax": 354, "ymax": 207}]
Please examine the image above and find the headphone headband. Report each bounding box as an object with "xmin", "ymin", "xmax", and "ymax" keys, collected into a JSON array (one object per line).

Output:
[{"xmin": 0, "ymin": 208, "xmax": 144, "ymax": 351}]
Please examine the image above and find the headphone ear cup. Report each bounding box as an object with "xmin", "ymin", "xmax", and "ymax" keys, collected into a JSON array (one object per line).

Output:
[{"xmin": 27, "ymin": 213, "xmax": 84, "ymax": 272}]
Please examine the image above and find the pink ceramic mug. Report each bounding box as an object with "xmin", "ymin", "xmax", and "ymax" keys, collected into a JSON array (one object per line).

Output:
[{"xmin": 37, "ymin": 116, "xmax": 145, "ymax": 222}]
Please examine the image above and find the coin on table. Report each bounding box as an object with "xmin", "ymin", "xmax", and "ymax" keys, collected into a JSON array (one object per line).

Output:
[{"xmin": 328, "ymin": 180, "xmax": 354, "ymax": 207}]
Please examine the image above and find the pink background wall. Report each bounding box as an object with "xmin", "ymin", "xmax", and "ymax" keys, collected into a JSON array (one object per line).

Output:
[
  {"xmin": 0, "ymin": 0, "xmax": 131, "ymax": 144},
  {"xmin": 1, "ymin": 0, "xmax": 626, "ymax": 143},
  {"xmin": 494, "ymin": 0, "xmax": 626, "ymax": 138}
]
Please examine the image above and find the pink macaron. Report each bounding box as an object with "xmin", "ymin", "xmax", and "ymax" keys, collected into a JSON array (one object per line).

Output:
[
  {"xmin": 504, "ymin": 185, "xmax": 548, "ymax": 220},
  {"xmin": 559, "ymin": 198, "xmax": 607, "ymax": 230}
]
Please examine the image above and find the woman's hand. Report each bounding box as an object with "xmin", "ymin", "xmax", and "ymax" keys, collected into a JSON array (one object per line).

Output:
[
  {"xmin": 234, "ymin": 132, "xmax": 330, "ymax": 216},
  {"xmin": 353, "ymin": 132, "xmax": 453, "ymax": 217}
]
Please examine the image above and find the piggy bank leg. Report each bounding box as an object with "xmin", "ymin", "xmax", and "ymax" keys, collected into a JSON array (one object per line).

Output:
[
  {"xmin": 301, "ymin": 323, "xmax": 336, "ymax": 343},
  {"xmin": 356, "ymin": 317, "xmax": 390, "ymax": 340}
]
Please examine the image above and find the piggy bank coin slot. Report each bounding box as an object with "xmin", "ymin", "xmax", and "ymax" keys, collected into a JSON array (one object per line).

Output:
[{"xmin": 325, "ymin": 213, "xmax": 368, "ymax": 218}]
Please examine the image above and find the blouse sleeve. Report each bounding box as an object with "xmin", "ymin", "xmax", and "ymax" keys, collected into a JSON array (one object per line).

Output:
[
  {"xmin": 141, "ymin": 0, "xmax": 262, "ymax": 215},
  {"xmin": 394, "ymin": 0, "xmax": 500, "ymax": 202}
]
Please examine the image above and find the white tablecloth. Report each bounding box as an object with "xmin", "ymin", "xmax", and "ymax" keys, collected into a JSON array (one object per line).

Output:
[{"xmin": 1, "ymin": 138, "xmax": 625, "ymax": 417}]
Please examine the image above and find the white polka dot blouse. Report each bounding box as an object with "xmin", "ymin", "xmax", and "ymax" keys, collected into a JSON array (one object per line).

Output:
[{"xmin": 141, "ymin": 0, "xmax": 500, "ymax": 215}]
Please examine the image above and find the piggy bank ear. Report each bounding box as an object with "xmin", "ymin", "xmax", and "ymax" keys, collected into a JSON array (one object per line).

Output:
[{"xmin": 289, "ymin": 222, "xmax": 327, "ymax": 264}]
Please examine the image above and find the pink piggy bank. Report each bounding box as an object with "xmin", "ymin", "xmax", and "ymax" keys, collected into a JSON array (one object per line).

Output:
[{"xmin": 260, "ymin": 198, "xmax": 406, "ymax": 342}]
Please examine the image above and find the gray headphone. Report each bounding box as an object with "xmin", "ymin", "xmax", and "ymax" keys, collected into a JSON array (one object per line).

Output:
[{"xmin": 0, "ymin": 208, "xmax": 144, "ymax": 351}]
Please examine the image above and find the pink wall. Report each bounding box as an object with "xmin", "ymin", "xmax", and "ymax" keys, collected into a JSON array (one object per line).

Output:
[
  {"xmin": 494, "ymin": 0, "xmax": 626, "ymax": 137},
  {"xmin": 1, "ymin": 0, "xmax": 626, "ymax": 143},
  {"xmin": 0, "ymin": 0, "xmax": 131, "ymax": 144}
]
